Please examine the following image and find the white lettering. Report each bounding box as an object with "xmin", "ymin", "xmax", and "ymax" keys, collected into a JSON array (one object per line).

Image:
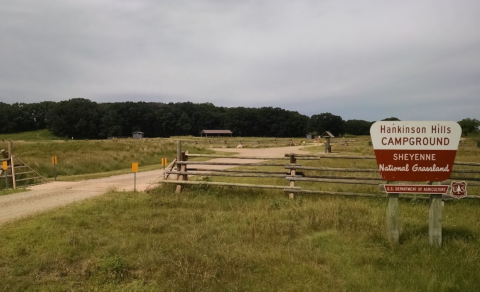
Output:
[
  {"xmin": 412, "ymin": 164, "xmax": 450, "ymax": 172},
  {"xmin": 381, "ymin": 137, "xmax": 450, "ymax": 146},
  {"xmin": 379, "ymin": 164, "xmax": 410, "ymax": 172},
  {"xmin": 393, "ymin": 153, "xmax": 436, "ymax": 161}
]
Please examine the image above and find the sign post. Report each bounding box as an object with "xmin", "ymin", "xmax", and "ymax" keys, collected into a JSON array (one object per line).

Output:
[
  {"xmin": 370, "ymin": 121, "xmax": 462, "ymax": 246},
  {"xmin": 386, "ymin": 185, "xmax": 399, "ymax": 244},
  {"xmin": 52, "ymin": 156, "xmax": 58, "ymax": 181},
  {"xmin": 429, "ymin": 182, "xmax": 443, "ymax": 247},
  {"xmin": 132, "ymin": 162, "xmax": 138, "ymax": 192},
  {"xmin": 2, "ymin": 161, "xmax": 8, "ymax": 189}
]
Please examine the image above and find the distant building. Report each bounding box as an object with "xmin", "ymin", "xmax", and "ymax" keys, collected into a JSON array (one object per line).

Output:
[
  {"xmin": 200, "ymin": 130, "xmax": 233, "ymax": 137},
  {"xmin": 132, "ymin": 131, "xmax": 144, "ymax": 139}
]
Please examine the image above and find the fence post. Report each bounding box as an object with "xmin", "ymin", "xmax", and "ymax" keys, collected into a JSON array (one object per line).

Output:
[
  {"xmin": 429, "ymin": 182, "xmax": 442, "ymax": 247},
  {"xmin": 386, "ymin": 183, "xmax": 399, "ymax": 244},
  {"xmin": 182, "ymin": 151, "xmax": 188, "ymax": 182},
  {"xmin": 8, "ymin": 142, "xmax": 16, "ymax": 189},
  {"xmin": 288, "ymin": 154, "xmax": 296, "ymax": 199},
  {"xmin": 325, "ymin": 137, "xmax": 331, "ymax": 153},
  {"xmin": 175, "ymin": 140, "xmax": 183, "ymax": 193}
]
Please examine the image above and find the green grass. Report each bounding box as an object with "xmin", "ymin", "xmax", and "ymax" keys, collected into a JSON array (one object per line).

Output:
[
  {"xmin": 0, "ymin": 133, "xmax": 479, "ymax": 290},
  {"xmin": 1, "ymin": 186, "xmax": 480, "ymax": 291},
  {"xmin": 1, "ymin": 138, "xmax": 213, "ymax": 182},
  {"xmin": 0, "ymin": 129, "xmax": 62, "ymax": 141},
  {"xmin": 0, "ymin": 188, "xmax": 28, "ymax": 197}
]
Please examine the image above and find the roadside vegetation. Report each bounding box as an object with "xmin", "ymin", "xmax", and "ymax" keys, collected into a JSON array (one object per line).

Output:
[
  {"xmin": 0, "ymin": 129, "xmax": 61, "ymax": 141},
  {"xmin": 1, "ymin": 130, "xmax": 213, "ymax": 180},
  {"xmin": 0, "ymin": 132, "xmax": 479, "ymax": 290},
  {"xmin": 1, "ymin": 186, "xmax": 480, "ymax": 291}
]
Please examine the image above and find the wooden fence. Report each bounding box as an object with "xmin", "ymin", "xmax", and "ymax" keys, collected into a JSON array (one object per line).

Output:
[
  {"xmin": 162, "ymin": 143, "xmax": 480, "ymax": 200},
  {"xmin": 176, "ymin": 136, "xmax": 369, "ymax": 148},
  {"xmin": 0, "ymin": 142, "xmax": 48, "ymax": 190},
  {"xmin": 178, "ymin": 137, "xmax": 299, "ymax": 148},
  {"xmin": 162, "ymin": 141, "xmax": 480, "ymax": 247}
]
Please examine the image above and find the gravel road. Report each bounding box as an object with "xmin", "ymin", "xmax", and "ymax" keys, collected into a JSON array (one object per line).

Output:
[{"xmin": 0, "ymin": 145, "xmax": 310, "ymax": 226}]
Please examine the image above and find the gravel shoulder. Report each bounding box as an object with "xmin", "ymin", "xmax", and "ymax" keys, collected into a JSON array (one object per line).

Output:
[{"xmin": 0, "ymin": 145, "xmax": 311, "ymax": 226}]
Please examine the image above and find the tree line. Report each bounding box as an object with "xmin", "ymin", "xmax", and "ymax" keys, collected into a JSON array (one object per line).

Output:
[{"xmin": 1, "ymin": 98, "xmax": 479, "ymax": 139}]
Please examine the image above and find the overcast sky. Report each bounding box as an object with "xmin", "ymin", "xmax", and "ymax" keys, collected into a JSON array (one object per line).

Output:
[{"xmin": 1, "ymin": 0, "xmax": 479, "ymax": 121}]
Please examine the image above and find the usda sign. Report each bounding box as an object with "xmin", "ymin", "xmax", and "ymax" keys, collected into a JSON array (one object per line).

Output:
[{"xmin": 370, "ymin": 121, "xmax": 462, "ymax": 181}]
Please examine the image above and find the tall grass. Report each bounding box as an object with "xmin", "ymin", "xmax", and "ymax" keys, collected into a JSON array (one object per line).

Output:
[
  {"xmin": 1, "ymin": 138, "xmax": 212, "ymax": 179},
  {"xmin": 0, "ymin": 129, "xmax": 62, "ymax": 141},
  {"xmin": 1, "ymin": 186, "xmax": 480, "ymax": 291},
  {"xmin": 0, "ymin": 134, "xmax": 480, "ymax": 290}
]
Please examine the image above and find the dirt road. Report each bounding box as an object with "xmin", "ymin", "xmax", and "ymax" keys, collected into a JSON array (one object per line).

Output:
[{"xmin": 0, "ymin": 146, "xmax": 310, "ymax": 226}]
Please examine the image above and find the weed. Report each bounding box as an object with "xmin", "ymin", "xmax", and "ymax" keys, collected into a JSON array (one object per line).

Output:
[{"xmin": 100, "ymin": 255, "xmax": 131, "ymax": 283}]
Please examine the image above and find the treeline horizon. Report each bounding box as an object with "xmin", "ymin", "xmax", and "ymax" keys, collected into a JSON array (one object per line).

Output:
[{"xmin": 1, "ymin": 98, "xmax": 478, "ymax": 139}]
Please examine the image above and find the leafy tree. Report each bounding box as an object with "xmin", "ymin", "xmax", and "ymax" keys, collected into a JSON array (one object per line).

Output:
[
  {"xmin": 309, "ymin": 113, "xmax": 345, "ymax": 137},
  {"xmin": 176, "ymin": 112, "xmax": 192, "ymax": 135},
  {"xmin": 190, "ymin": 103, "xmax": 226, "ymax": 134},
  {"xmin": 382, "ymin": 117, "xmax": 401, "ymax": 121},
  {"xmin": 0, "ymin": 102, "xmax": 14, "ymax": 133},
  {"xmin": 225, "ymin": 107, "xmax": 258, "ymax": 136},
  {"xmin": 345, "ymin": 119, "xmax": 373, "ymax": 135},
  {"xmin": 0, "ymin": 101, "xmax": 55, "ymax": 134},
  {"xmin": 29, "ymin": 101, "xmax": 56, "ymax": 130},
  {"xmin": 47, "ymin": 98, "xmax": 100, "ymax": 139},
  {"xmin": 458, "ymin": 118, "xmax": 480, "ymax": 136},
  {"xmin": 98, "ymin": 108, "xmax": 124, "ymax": 138},
  {"xmin": 287, "ymin": 111, "xmax": 310, "ymax": 137}
]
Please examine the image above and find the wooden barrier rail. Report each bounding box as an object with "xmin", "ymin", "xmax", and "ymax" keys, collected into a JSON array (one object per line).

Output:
[
  {"xmin": 164, "ymin": 141, "xmax": 480, "ymax": 197},
  {"xmin": 1, "ymin": 142, "xmax": 48, "ymax": 190},
  {"xmin": 179, "ymin": 138, "xmax": 299, "ymax": 147},
  {"xmin": 162, "ymin": 140, "xmax": 480, "ymax": 247}
]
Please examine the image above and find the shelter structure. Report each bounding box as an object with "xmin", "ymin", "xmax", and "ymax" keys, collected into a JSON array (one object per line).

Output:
[
  {"xmin": 132, "ymin": 131, "xmax": 144, "ymax": 139},
  {"xmin": 321, "ymin": 131, "xmax": 335, "ymax": 153},
  {"xmin": 200, "ymin": 130, "xmax": 233, "ymax": 137}
]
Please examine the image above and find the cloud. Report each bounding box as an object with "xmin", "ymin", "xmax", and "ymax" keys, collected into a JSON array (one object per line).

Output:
[{"xmin": 1, "ymin": 0, "xmax": 479, "ymax": 122}]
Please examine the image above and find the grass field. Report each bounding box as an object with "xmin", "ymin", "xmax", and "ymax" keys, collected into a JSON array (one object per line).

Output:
[
  {"xmin": 0, "ymin": 129, "xmax": 62, "ymax": 141},
  {"xmin": 0, "ymin": 131, "xmax": 479, "ymax": 290},
  {"xmin": 1, "ymin": 186, "xmax": 480, "ymax": 291},
  {"xmin": 1, "ymin": 131, "xmax": 215, "ymax": 181}
]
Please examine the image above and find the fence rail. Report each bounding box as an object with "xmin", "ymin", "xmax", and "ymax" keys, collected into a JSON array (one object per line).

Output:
[
  {"xmin": 1, "ymin": 142, "xmax": 48, "ymax": 190},
  {"xmin": 163, "ymin": 143, "xmax": 480, "ymax": 199}
]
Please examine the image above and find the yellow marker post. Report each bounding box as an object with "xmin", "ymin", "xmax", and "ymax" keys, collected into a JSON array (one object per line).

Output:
[
  {"xmin": 3, "ymin": 161, "xmax": 8, "ymax": 189},
  {"xmin": 132, "ymin": 162, "xmax": 139, "ymax": 191},
  {"xmin": 52, "ymin": 156, "xmax": 58, "ymax": 181}
]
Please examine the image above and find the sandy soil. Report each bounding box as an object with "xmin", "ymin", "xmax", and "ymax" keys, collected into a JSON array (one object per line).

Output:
[{"xmin": 0, "ymin": 145, "xmax": 311, "ymax": 226}]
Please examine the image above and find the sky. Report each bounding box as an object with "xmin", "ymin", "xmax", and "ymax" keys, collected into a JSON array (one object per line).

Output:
[{"xmin": 1, "ymin": 0, "xmax": 479, "ymax": 121}]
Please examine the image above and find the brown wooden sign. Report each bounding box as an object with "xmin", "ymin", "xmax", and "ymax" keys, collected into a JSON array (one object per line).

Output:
[{"xmin": 370, "ymin": 121, "xmax": 462, "ymax": 181}]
